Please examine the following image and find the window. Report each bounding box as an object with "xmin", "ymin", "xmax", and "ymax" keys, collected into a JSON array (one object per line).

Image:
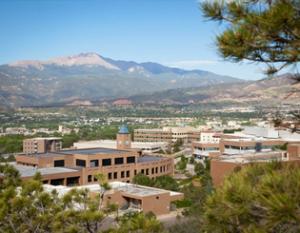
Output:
[
  {"xmin": 114, "ymin": 172, "xmax": 118, "ymax": 179},
  {"xmin": 121, "ymin": 171, "xmax": 125, "ymax": 178},
  {"xmin": 126, "ymin": 170, "xmax": 130, "ymax": 178},
  {"xmin": 76, "ymin": 159, "xmax": 86, "ymax": 167},
  {"xmin": 160, "ymin": 166, "xmax": 162, "ymax": 173},
  {"xmin": 134, "ymin": 170, "xmax": 137, "ymax": 175},
  {"xmin": 151, "ymin": 168, "xmax": 154, "ymax": 174},
  {"xmin": 94, "ymin": 176, "xmax": 98, "ymax": 182},
  {"xmin": 146, "ymin": 169, "xmax": 149, "ymax": 175},
  {"xmin": 141, "ymin": 169, "xmax": 144, "ymax": 174},
  {"xmin": 54, "ymin": 160, "xmax": 64, "ymax": 167},
  {"xmin": 108, "ymin": 173, "xmax": 112, "ymax": 180},
  {"xmin": 102, "ymin": 159, "xmax": 111, "ymax": 166},
  {"xmin": 115, "ymin": 157, "xmax": 124, "ymax": 165},
  {"xmin": 88, "ymin": 175, "xmax": 92, "ymax": 182},
  {"xmin": 155, "ymin": 167, "xmax": 158, "ymax": 174},
  {"xmin": 127, "ymin": 156, "xmax": 135, "ymax": 164},
  {"xmin": 90, "ymin": 160, "xmax": 99, "ymax": 167}
]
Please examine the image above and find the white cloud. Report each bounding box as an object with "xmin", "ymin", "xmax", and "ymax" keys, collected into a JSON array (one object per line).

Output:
[{"xmin": 165, "ymin": 60, "xmax": 218, "ymax": 70}]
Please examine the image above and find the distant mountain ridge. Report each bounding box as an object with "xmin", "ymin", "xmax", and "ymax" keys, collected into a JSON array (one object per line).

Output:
[
  {"xmin": 127, "ymin": 74, "xmax": 300, "ymax": 106},
  {"xmin": 0, "ymin": 53, "xmax": 241, "ymax": 108}
]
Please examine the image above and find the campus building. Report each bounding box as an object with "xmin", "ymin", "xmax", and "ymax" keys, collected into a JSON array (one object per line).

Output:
[
  {"xmin": 134, "ymin": 126, "xmax": 201, "ymax": 144},
  {"xmin": 210, "ymin": 144, "xmax": 300, "ymax": 186},
  {"xmin": 23, "ymin": 137, "xmax": 62, "ymax": 154},
  {"xmin": 192, "ymin": 141, "xmax": 220, "ymax": 159},
  {"xmin": 219, "ymin": 138, "xmax": 284, "ymax": 155},
  {"xmin": 12, "ymin": 126, "xmax": 174, "ymax": 187},
  {"xmin": 73, "ymin": 140, "xmax": 167, "ymax": 154},
  {"xmin": 191, "ymin": 131, "xmax": 222, "ymax": 159},
  {"xmin": 43, "ymin": 181, "xmax": 183, "ymax": 216}
]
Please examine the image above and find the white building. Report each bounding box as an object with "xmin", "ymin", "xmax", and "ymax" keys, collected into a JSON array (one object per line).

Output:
[
  {"xmin": 200, "ymin": 131, "xmax": 221, "ymax": 143},
  {"xmin": 242, "ymin": 126, "xmax": 279, "ymax": 138}
]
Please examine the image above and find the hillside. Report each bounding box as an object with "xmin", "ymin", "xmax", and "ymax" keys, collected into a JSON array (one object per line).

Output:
[
  {"xmin": 0, "ymin": 53, "xmax": 240, "ymax": 108},
  {"xmin": 128, "ymin": 74, "xmax": 300, "ymax": 106}
]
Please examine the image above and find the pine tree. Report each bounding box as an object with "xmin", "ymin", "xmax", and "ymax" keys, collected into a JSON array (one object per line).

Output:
[
  {"xmin": 201, "ymin": 0, "xmax": 300, "ymax": 78},
  {"xmin": 203, "ymin": 162, "xmax": 300, "ymax": 233}
]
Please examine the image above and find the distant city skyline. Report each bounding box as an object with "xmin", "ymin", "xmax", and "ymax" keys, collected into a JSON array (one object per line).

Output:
[{"xmin": 0, "ymin": 0, "xmax": 294, "ymax": 80}]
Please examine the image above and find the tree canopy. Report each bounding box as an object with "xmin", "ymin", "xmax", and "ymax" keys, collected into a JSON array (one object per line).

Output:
[
  {"xmin": 133, "ymin": 173, "xmax": 179, "ymax": 191},
  {"xmin": 201, "ymin": 0, "xmax": 300, "ymax": 77},
  {"xmin": 0, "ymin": 164, "xmax": 163, "ymax": 233},
  {"xmin": 203, "ymin": 162, "xmax": 300, "ymax": 233}
]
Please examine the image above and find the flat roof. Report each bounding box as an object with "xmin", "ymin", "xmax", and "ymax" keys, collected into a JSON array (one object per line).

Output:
[
  {"xmin": 3, "ymin": 162, "xmax": 79, "ymax": 178},
  {"xmin": 73, "ymin": 140, "xmax": 167, "ymax": 150},
  {"xmin": 223, "ymin": 138, "xmax": 281, "ymax": 142},
  {"xmin": 25, "ymin": 137, "xmax": 62, "ymax": 140},
  {"xmin": 43, "ymin": 182, "xmax": 183, "ymax": 198},
  {"xmin": 59, "ymin": 148, "xmax": 129, "ymax": 155},
  {"xmin": 110, "ymin": 182, "xmax": 167, "ymax": 196},
  {"xmin": 17, "ymin": 152, "xmax": 66, "ymax": 158},
  {"xmin": 137, "ymin": 155, "xmax": 165, "ymax": 163},
  {"xmin": 217, "ymin": 151, "xmax": 286, "ymax": 164}
]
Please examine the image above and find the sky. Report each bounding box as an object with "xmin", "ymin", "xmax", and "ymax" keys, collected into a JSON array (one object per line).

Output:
[{"xmin": 0, "ymin": 0, "xmax": 286, "ymax": 80}]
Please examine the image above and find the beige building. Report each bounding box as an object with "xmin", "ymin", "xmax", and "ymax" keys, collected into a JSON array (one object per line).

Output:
[
  {"xmin": 23, "ymin": 137, "xmax": 62, "ymax": 154},
  {"xmin": 134, "ymin": 126, "xmax": 201, "ymax": 144}
]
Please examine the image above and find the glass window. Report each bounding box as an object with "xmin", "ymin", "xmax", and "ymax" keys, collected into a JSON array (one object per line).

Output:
[
  {"xmin": 115, "ymin": 157, "xmax": 124, "ymax": 165},
  {"xmin": 127, "ymin": 156, "xmax": 135, "ymax": 164},
  {"xmin": 76, "ymin": 159, "xmax": 86, "ymax": 167},
  {"xmin": 90, "ymin": 160, "xmax": 99, "ymax": 167},
  {"xmin": 102, "ymin": 159, "xmax": 111, "ymax": 166},
  {"xmin": 54, "ymin": 160, "xmax": 64, "ymax": 167}
]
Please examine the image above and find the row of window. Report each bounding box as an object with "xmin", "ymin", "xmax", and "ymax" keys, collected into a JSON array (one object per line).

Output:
[
  {"xmin": 86, "ymin": 165, "xmax": 170, "ymax": 183},
  {"xmin": 194, "ymin": 147, "xmax": 219, "ymax": 151},
  {"xmin": 140, "ymin": 165, "xmax": 169, "ymax": 175},
  {"xmin": 87, "ymin": 170, "xmax": 131, "ymax": 182},
  {"xmin": 54, "ymin": 156, "xmax": 136, "ymax": 168}
]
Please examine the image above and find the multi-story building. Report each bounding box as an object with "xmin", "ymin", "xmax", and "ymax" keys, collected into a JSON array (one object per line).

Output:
[
  {"xmin": 12, "ymin": 126, "xmax": 174, "ymax": 187},
  {"xmin": 192, "ymin": 141, "xmax": 220, "ymax": 159},
  {"xmin": 73, "ymin": 140, "xmax": 167, "ymax": 154},
  {"xmin": 23, "ymin": 137, "xmax": 62, "ymax": 154},
  {"xmin": 191, "ymin": 131, "xmax": 221, "ymax": 159},
  {"xmin": 134, "ymin": 128, "xmax": 172, "ymax": 143},
  {"xmin": 210, "ymin": 144, "xmax": 300, "ymax": 186},
  {"xmin": 199, "ymin": 131, "xmax": 221, "ymax": 143},
  {"xmin": 219, "ymin": 138, "xmax": 284, "ymax": 155},
  {"xmin": 134, "ymin": 126, "xmax": 201, "ymax": 144}
]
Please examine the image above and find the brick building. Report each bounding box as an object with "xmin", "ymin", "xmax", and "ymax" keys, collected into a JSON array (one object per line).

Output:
[
  {"xmin": 210, "ymin": 144, "xmax": 300, "ymax": 186},
  {"xmin": 11, "ymin": 126, "xmax": 174, "ymax": 187}
]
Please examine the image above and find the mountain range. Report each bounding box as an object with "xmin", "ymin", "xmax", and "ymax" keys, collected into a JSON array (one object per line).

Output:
[
  {"xmin": 127, "ymin": 74, "xmax": 300, "ymax": 107},
  {"xmin": 0, "ymin": 53, "xmax": 241, "ymax": 108}
]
